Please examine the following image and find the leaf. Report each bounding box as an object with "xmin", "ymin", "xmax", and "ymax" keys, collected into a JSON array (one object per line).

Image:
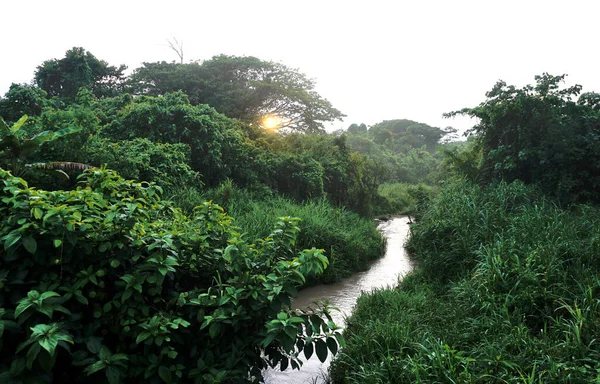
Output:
[
  {"xmin": 280, "ymin": 358, "xmax": 289, "ymax": 371},
  {"xmin": 209, "ymin": 323, "xmax": 220, "ymax": 339},
  {"xmin": 303, "ymin": 341, "xmax": 313, "ymax": 360},
  {"xmin": 326, "ymin": 336, "xmax": 338, "ymax": 355},
  {"xmin": 14, "ymin": 300, "xmax": 33, "ymax": 319},
  {"xmin": 106, "ymin": 365, "xmax": 120, "ymax": 384},
  {"xmin": 33, "ymin": 207, "xmax": 43, "ymax": 220},
  {"xmin": 39, "ymin": 334, "xmax": 59, "ymax": 355},
  {"xmin": 87, "ymin": 338, "xmax": 102, "ymax": 354},
  {"xmin": 22, "ymin": 236, "xmax": 37, "ymax": 254},
  {"xmin": 85, "ymin": 360, "xmax": 106, "ymax": 375},
  {"xmin": 26, "ymin": 343, "xmax": 41, "ymax": 369},
  {"xmin": 39, "ymin": 291, "xmax": 60, "ymax": 300},
  {"xmin": 53, "ymin": 239, "xmax": 62, "ymax": 248},
  {"xmin": 110, "ymin": 259, "xmax": 120, "ymax": 268},
  {"xmin": 158, "ymin": 366, "xmax": 172, "ymax": 384},
  {"xmin": 3, "ymin": 232, "xmax": 21, "ymax": 250},
  {"xmin": 10, "ymin": 115, "xmax": 28, "ymax": 133},
  {"xmin": 136, "ymin": 332, "xmax": 151, "ymax": 344},
  {"xmin": 315, "ymin": 339, "xmax": 328, "ymax": 363}
]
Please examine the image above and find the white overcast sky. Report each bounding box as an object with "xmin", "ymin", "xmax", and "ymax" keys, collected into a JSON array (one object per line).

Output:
[{"xmin": 2, "ymin": 0, "xmax": 599, "ymax": 134}]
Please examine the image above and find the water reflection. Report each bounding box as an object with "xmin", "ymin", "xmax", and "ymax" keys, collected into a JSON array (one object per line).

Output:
[{"xmin": 264, "ymin": 217, "xmax": 413, "ymax": 383}]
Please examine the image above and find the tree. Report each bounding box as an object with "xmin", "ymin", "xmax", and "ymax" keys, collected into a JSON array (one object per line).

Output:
[
  {"xmin": 129, "ymin": 55, "xmax": 345, "ymax": 133},
  {"xmin": 368, "ymin": 119, "xmax": 453, "ymax": 153},
  {"xmin": 34, "ymin": 47, "xmax": 127, "ymax": 99},
  {"xmin": 347, "ymin": 123, "xmax": 367, "ymax": 134},
  {"xmin": 446, "ymin": 73, "xmax": 600, "ymax": 203},
  {"xmin": 0, "ymin": 84, "xmax": 49, "ymax": 122}
]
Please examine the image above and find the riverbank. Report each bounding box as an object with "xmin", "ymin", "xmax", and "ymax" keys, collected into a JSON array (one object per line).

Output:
[
  {"xmin": 170, "ymin": 183, "xmax": 384, "ymax": 284},
  {"xmin": 330, "ymin": 179, "xmax": 600, "ymax": 383},
  {"xmin": 264, "ymin": 217, "xmax": 414, "ymax": 383}
]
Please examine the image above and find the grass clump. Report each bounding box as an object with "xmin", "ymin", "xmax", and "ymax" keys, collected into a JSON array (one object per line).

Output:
[
  {"xmin": 168, "ymin": 181, "xmax": 383, "ymax": 283},
  {"xmin": 332, "ymin": 179, "xmax": 600, "ymax": 383}
]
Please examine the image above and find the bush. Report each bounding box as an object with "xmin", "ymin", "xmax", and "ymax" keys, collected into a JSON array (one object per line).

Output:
[
  {"xmin": 169, "ymin": 182, "xmax": 383, "ymax": 284},
  {"xmin": 0, "ymin": 168, "xmax": 342, "ymax": 383},
  {"xmin": 83, "ymin": 137, "xmax": 200, "ymax": 189}
]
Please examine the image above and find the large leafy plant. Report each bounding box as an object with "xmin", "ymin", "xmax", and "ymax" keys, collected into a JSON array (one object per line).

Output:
[{"xmin": 0, "ymin": 167, "xmax": 342, "ymax": 383}]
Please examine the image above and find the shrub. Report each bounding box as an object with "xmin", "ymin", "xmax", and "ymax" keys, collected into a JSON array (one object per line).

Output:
[{"xmin": 0, "ymin": 168, "xmax": 342, "ymax": 383}]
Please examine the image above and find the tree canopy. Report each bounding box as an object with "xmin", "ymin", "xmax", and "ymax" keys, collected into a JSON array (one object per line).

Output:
[
  {"xmin": 35, "ymin": 47, "xmax": 127, "ymax": 100},
  {"xmin": 128, "ymin": 55, "xmax": 345, "ymax": 133}
]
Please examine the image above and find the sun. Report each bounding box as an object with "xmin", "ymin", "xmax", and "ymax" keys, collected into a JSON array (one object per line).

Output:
[{"xmin": 262, "ymin": 115, "xmax": 282, "ymax": 131}]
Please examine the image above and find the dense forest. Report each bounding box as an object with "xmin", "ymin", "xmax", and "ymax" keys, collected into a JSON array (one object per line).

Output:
[
  {"xmin": 0, "ymin": 47, "xmax": 456, "ymax": 383},
  {"xmin": 4, "ymin": 47, "xmax": 598, "ymax": 383}
]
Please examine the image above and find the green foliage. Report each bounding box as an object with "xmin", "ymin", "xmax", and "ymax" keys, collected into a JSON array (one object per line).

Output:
[
  {"xmin": 103, "ymin": 92, "xmax": 246, "ymax": 186},
  {"xmin": 0, "ymin": 84, "xmax": 50, "ymax": 123},
  {"xmin": 374, "ymin": 182, "xmax": 433, "ymax": 217},
  {"xmin": 0, "ymin": 168, "xmax": 342, "ymax": 382},
  {"xmin": 367, "ymin": 119, "xmax": 456, "ymax": 153},
  {"xmin": 0, "ymin": 115, "xmax": 82, "ymax": 177},
  {"xmin": 447, "ymin": 73, "xmax": 600, "ymax": 203},
  {"xmin": 334, "ymin": 179, "xmax": 600, "ymax": 383},
  {"xmin": 169, "ymin": 182, "xmax": 383, "ymax": 284},
  {"xmin": 128, "ymin": 56, "xmax": 345, "ymax": 133},
  {"xmin": 34, "ymin": 47, "xmax": 126, "ymax": 100},
  {"xmin": 84, "ymin": 137, "xmax": 200, "ymax": 189}
]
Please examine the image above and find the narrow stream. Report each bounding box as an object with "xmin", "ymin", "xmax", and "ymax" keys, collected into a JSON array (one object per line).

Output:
[{"xmin": 264, "ymin": 216, "xmax": 414, "ymax": 384}]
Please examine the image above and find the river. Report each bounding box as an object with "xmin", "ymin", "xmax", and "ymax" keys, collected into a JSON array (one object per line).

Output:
[{"xmin": 264, "ymin": 216, "xmax": 414, "ymax": 384}]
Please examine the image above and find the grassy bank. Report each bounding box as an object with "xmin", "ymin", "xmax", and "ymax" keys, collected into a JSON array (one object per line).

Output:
[
  {"xmin": 169, "ymin": 181, "xmax": 384, "ymax": 283},
  {"xmin": 332, "ymin": 179, "xmax": 600, "ymax": 383}
]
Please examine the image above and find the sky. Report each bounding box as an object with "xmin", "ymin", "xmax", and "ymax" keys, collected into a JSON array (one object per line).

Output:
[{"xmin": 2, "ymin": 0, "xmax": 599, "ymax": 135}]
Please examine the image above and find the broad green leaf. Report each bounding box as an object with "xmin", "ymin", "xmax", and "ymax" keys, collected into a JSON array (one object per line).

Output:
[
  {"xmin": 209, "ymin": 323, "xmax": 220, "ymax": 339},
  {"xmin": 106, "ymin": 366, "xmax": 120, "ymax": 384},
  {"xmin": 326, "ymin": 336, "xmax": 338, "ymax": 355},
  {"xmin": 39, "ymin": 291, "xmax": 60, "ymax": 300},
  {"xmin": 33, "ymin": 207, "xmax": 43, "ymax": 220},
  {"xmin": 303, "ymin": 342, "xmax": 313, "ymax": 360},
  {"xmin": 14, "ymin": 300, "xmax": 33, "ymax": 319},
  {"xmin": 315, "ymin": 339, "xmax": 328, "ymax": 363},
  {"xmin": 158, "ymin": 366, "xmax": 172, "ymax": 384},
  {"xmin": 84, "ymin": 360, "xmax": 106, "ymax": 375},
  {"xmin": 136, "ymin": 332, "xmax": 151, "ymax": 344},
  {"xmin": 10, "ymin": 115, "xmax": 28, "ymax": 133},
  {"xmin": 3, "ymin": 232, "xmax": 21, "ymax": 251},
  {"xmin": 53, "ymin": 239, "xmax": 62, "ymax": 248},
  {"xmin": 25, "ymin": 343, "xmax": 41, "ymax": 369},
  {"xmin": 22, "ymin": 236, "xmax": 37, "ymax": 254},
  {"xmin": 39, "ymin": 334, "xmax": 59, "ymax": 355},
  {"xmin": 87, "ymin": 338, "xmax": 102, "ymax": 354}
]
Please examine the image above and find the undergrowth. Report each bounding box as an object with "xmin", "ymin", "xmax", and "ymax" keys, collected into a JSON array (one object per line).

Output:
[
  {"xmin": 332, "ymin": 179, "xmax": 600, "ymax": 383},
  {"xmin": 168, "ymin": 181, "xmax": 384, "ymax": 283}
]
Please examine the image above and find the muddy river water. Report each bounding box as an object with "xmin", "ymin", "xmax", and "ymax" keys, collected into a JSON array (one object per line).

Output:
[{"xmin": 264, "ymin": 217, "xmax": 414, "ymax": 383}]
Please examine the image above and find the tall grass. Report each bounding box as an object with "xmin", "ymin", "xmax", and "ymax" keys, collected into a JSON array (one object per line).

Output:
[
  {"xmin": 332, "ymin": 179, "xmax": 600, "ymax": 383},
  {"xmin": 168, "ymin": 181, "xmax": 384, "ymax": 283}
]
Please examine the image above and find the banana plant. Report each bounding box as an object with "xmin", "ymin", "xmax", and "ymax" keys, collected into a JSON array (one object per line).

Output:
[{"xmin": 0, "ymin": 115, "xmax": 84, "ymax": 176}]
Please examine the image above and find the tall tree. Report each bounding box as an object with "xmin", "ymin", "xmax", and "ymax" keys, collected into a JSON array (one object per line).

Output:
[
  {"xmin": 34, "ymin": 47, "xmax": 127, "ymax": 99},
  {"xmin": 128, "ymin": 55, "xmax": 345, "ymax": 133}
]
